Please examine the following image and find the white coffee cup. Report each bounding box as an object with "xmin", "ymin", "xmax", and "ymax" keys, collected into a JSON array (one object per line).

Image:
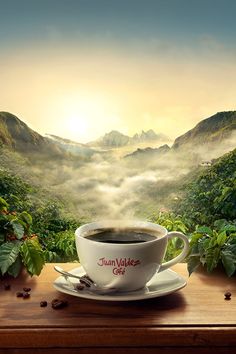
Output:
[{"xmin": 75, "ymin": 220, "xmax": 189, "ymax": 292}]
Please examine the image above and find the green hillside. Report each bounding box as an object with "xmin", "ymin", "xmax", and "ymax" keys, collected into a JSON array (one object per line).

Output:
[
  {"xmin": 173, "ymin": 111, "xmax": 236, "ymax": 149},
  {"xmin": 0, "ymin": 112, "xmax": 68, "ymax": 159},
  {"xmin": 176, "ymin": 148, "xmax": 236, "ymax": 224},
  {"xmin": 0, "ymin": 112, "xmax": 46, "ymax": 149}
]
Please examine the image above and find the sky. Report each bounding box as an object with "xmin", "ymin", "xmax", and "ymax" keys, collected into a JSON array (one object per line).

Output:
[{"xmin": 1, "ymin": 0, "xmax": 236, "ymax": 143}]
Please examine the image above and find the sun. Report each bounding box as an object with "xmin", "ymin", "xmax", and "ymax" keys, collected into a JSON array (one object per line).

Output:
[
  {"xmin": 53, "ymin": 92, "xmax": 121, "ymax": 143},
  {"xmin": 59, "ymin": 95, "xmax": 101, "ymax": 142},
  {"xmin": 67, "ymin": 115, "xmax": 89, "ymax": 139}
]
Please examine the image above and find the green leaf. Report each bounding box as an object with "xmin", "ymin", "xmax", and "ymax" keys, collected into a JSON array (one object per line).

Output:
[
  {"xmin": 223, "ymin": 224, "xmax": 236, "ymax": 233},
  {"xmin": 217, "ymin": 231, "xmax": 227, "ymax": 246},
  {"xmin": 187, "ymin": 256, "xmax": 201, "ymax": 275},
  {"xmin": 0, "ymin": 242, "xmax": 21, "ymax": 275},
  {"xmin": 208, "ymin": 236, "xmax": 218, "ymax": 248},
  {"xmin": 20, "ymin": 239, "xmax": 45, "ymax": 276},
  {"xmin": 0, "ymin": 233, "xmax": 5, "ymax": 245},
  {"xmin": 7, "ymin": 255, "xmax": 22, "ymax": 277},
  {"xmin": 19, "ymin": 211, "xmax": 32, "ymax": 226},
  {"xmin": 10, "ymin": 220, "xmax": 24, "ymax": 240},
  {"xmin": 227, "ymin": 243, "xmax": 236, "ymax": 253},
  {"xmin": 190, "ymin": 232, "xmax": 203, "ymax": 242},
  {"xmin": 213, "ymin": 219, "xmax": 228, "ymax": 230},
  {"xmin": 198, "ymin": 237, "xmax": 210, "ymax": 257},
  {"xmin": 190, "ymin": 242, "xmax": 200, "ymax": 256},
  {"xmin": 0, "ymin": 197, "xmax": 8, "ymax": 211},
  {"xmin": 196, "ymin": 226, "xmax": 213, "ymax": 236},
  {"xmin": 221, "ymin": 251, "xmax": 236, "ymax": 277},
  {"xmin": 206, "ymin": 247, "xmax": 220, "ymax": 273}
]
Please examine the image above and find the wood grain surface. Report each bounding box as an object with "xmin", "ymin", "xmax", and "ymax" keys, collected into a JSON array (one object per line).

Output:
[{"xmin": 0, "ymin": 263, "xmax": 236, "ymax": 354}]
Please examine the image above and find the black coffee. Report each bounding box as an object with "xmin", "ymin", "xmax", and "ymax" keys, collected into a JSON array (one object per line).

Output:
[{"xmin": 85, "ymin": 228, "xmax": 159, "ymax": 244}]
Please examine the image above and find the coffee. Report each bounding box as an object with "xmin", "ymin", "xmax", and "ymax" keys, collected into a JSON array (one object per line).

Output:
[
  {"xmin": 75, "ymin": 221, "xmax": 190, "ymax": 291},
  {"xmin": 85, "ymin": 228, "xmax": 158, "ymax": 244}
]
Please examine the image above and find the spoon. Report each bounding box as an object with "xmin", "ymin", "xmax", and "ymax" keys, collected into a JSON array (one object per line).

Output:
[{"xmin": 54, "ymin": 265, "xmax": 117, "ymax": 294}]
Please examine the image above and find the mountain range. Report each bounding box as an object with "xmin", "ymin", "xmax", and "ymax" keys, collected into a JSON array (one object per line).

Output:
[
  {"xmin": 0, "ymin": 112, "xmax": 167, "ymax": 155},
  {"xmin": 87, "ymin": 129, "xmax": 169, "ymax": 148},
  {"xmin": 0, "ymin": 111, "xmax": 235, "ymax": 159},
  {"xmin": 125, "ymin": 111, "xmax": 236, "ymax": 159}
]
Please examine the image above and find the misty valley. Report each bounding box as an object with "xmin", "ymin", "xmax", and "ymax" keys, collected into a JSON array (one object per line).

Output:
[{"xmin": 0, "ymin": 111, "xmax": 235, "ymax": 277}]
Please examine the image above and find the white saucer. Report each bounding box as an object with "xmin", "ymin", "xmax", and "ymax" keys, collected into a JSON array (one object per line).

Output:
[{"xmin": 53, "ymin": 266, "xmax": 187, "ymax": 301}]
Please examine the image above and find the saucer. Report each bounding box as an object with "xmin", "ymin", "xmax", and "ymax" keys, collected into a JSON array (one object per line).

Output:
[{"xmin": 53, "ymin": 266, "xmax": 187, "ymax": 301}]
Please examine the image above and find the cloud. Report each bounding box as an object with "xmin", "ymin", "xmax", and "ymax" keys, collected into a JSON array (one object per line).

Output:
[{"xmin": 42, "ymin": 145, "xmax": 198, "ymax": 221}]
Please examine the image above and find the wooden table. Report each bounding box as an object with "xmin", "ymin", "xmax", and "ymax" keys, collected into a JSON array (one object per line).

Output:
[{"xmin": 0, "ymin": 263, "xmax": 236, "ymax": 354}]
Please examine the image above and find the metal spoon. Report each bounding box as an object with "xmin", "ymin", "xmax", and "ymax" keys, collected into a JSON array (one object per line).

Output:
[{"xmin": 54, "ymin": 265, "xmax": 117, "ymax": 294}]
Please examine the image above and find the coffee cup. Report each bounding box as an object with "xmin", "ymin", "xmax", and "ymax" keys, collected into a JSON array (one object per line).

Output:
[{"xmin": 75, "ymin": 220, "xmax": 189, "ymax": 292}]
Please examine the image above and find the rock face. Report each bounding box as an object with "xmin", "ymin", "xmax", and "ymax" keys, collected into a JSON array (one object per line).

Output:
[
  {"xmin": 98, "ymin": 130, "xmax": 130, "ymax": 147},
  {"xmin": 88, "ymin": 129, "xmax": 169, "ymax": 148},
  {"xmin": 172, "ymin": 111, "xmax": 236, "ymax": 149}
]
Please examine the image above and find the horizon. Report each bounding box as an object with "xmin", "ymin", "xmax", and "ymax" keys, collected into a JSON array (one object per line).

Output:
[
  {"xmin": 1, "ymin": 0, "xmax": 236, "ymax": 142},
  {"xmin": 3, "ymin": 109, "xmax": 234, "ymax": 145},
  {"xmin": 3, "ymin": 108, "xmax": 236, "ymax": 147}
]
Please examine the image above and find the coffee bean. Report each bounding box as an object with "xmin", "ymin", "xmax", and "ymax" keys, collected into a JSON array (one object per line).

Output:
[
  {"xmin": 4, "ymin": 284, "xmax": 11, "ymax": 290},
  {"xmin": 23, "ymin": 287, "xmax": 31, "ymax": 292},
  {"xmin": 51, "ymin": 298, "xmax": 68, "ymax": 309},
  {"xmin": 23, "ymin": 292, "xmax": 30, "ymax": 299},
  {"xmin": 51, "ymin": 298, "xmax": 59, "ymax": 305},
  {"xmin": 16, "ymin": 291, "xmax": 24, "ymax": 297},
  {"xmin": 224, "ymin": 291, "xmax": 232, "ymax": 300},
  {"xmin": 40, "ymin": 301, "xmax": 48, "ymax": 307}
]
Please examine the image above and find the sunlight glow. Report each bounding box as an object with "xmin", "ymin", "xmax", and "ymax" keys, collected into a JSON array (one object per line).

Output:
[
  {"xmin": 66, "ymin": 115, "xmax": 89, "ymax": 139},
  {"xmin": 54, "ymin": 92, "xmax": 123, "ymax": 142}
]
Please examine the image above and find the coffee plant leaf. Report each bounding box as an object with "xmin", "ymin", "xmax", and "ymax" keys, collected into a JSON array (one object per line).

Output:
[
  {"xmin": 0, "ymin": 241, "xmax": 21, "ymax": 275},
  {"xmin": 20, "ymin": 239, "xmax": 45, "ymax": 276},
  {"xmin": 10, "ymin": 220, "xmax": 24, "ymax": 240}
]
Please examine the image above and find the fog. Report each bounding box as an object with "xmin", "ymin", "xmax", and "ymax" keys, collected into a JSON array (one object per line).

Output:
[
  {"xmin": 53, "ymin": 132, "xmax": 235, "ymax": 221},
  {"xmin": 40, "ymin": 146, "xmax": 201, "ymax": 221},
  {"xmin": 2, "ymin": 132, "xmax": 234, "ymax": 222}
]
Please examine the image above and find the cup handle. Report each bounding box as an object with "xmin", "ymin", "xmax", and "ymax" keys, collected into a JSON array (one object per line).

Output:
[{"xmin": 159, "ymin": 231, "xmax": 190, "ymax": 272}]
